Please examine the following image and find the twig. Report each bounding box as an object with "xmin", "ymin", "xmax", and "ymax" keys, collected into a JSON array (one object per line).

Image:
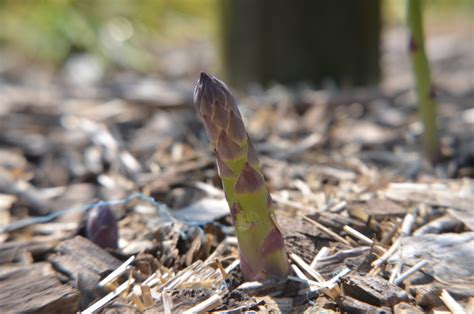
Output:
[
  {"xmin": 141, "ymin": 285, "xmax": 154, "ymax": 308},
  {"xmin": 328, "ymin": 201, "xmax": 347, "ymax": 213},
  {"xmin": 372, "ymin": 238, "xmax": 401, "ymax": 268},
  {"xmin": 310, "ymin": 247, "xmax": 329, "ymax": 270},
  {"xmin": 99, "ymin": 256, "xmax": 135, "ymax": 289},
  {"xmin": 440, "ymin": 289, "xmax": 465, "ymax": 314},
  {"xmin": 123, "ymin": 269, "xmax": 135, "ymax": 297},
  {"xmin": 288, "ymin": 275, "xmax": 322, "ymax": 287},
  {"xmin": 343, "ymin": 225, "xmax": 373, "ymax": 246},
  {"xmin": 289, "ymin": 253, "xmax": 325, "ymax": 282},
  {"xmin": 128, "ymin": 293, "xmax": 145, "ymax": 311},
  {"xmin": 182, "ymin": 294, "xmax": 223, "ymax": 314},
  {"xmin": 343, "ymin": 225, "xmax": 387, "ymax": 255},
  {"xmin": 163, "ymin": 268, "xmax": 194, "ymax": 291},
  {"xmin": 401, "ymin": 208, "xmax": 418, "ymax": 236},
  {"xmin": 142, "ymin": 272, "xmax": 158, "ymax": 287},
  {"xmin": 162, "ymin": 290, "xmax": 173, "ymax": 314},
  {"xmin": 327, "ymin": 267, "xmax": 351, "ymax": 286},
  {"xmin": 298, "ymin": 267, "xmax": 350, "ymax": 296},
  {"xmin": 389, "ymin": 263, "xmax": 402, "ymax": 284},
  {"xmin": 82, "ymin": 278, "xmax": 135, "ymax": 314},
  {"xmin": 394, "ymin": 260, "xmax": 428, "ymax": 285},
  {"xmin": 292, "ymin": 264, "xmax": 310, "ymax": 281},
  {"xmin": 214, "ymin": 259, "xmax": 229, "ymax": 279},
  {"xmin": 224, "ymin": 259, "xmax": 240, "ymax": 274}
]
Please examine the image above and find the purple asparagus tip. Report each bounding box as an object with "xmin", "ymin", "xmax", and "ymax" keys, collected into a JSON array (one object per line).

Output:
[
  {"xmin": 86, "ymin": 204, "xmax": 119, "ymax": 249},
  {"xmin": 200, "ymin": 71, "xmax": 212, "ymax": 82}
]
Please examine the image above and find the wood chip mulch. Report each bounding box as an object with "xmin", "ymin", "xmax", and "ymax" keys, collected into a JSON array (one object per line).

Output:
[{"xmin": 0, "ymin": 28, "xmax": 473, "ymax": 313}]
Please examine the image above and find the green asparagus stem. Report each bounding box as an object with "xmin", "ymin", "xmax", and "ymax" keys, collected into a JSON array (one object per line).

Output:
[
  {"xmin": 407, "ymin": 0, "xmax": 440, "ymax": 163},
  {"xmin": 193, "ymin": 72, "xmax": 290, "ymax": 281}
]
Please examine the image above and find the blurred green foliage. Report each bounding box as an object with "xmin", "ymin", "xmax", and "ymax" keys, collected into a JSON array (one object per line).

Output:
[
  {"xmin": 0, "ymin": 0, "xmax": 470, "ymax": 73},
  {"xmin": 0, "ymin": 0, "xmax": 216, "ymax": 71}
]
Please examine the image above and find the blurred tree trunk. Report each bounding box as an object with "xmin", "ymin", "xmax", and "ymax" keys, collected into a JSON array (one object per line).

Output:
[{"xmin": 219, "ymin": 0, "xmax": 381, "ymax": 88}]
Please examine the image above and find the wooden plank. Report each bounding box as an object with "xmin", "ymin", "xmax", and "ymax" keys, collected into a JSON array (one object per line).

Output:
[
  {"xmin": 337, "ymin": 296, "xmax": 392, "ymax": 314},
  {"xmin": 49, "ymin": 236, "xmax": 121, "ymax": 309},
  {"xmin": 342, "ymin": 274, "xmax": 408, "ymax": 307},
  {"xmin": 0, "ymin": 272, "xmax": 79, "ymax": 313},
  {"xmin": 0, "ymin": 240, "xmax": 54, "ymax": 264}
]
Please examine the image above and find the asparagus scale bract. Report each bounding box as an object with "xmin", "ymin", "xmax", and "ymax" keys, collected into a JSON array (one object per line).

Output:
[{"xmin": 193, "ymin": 72, "xmax": 290, "ymax": 281}]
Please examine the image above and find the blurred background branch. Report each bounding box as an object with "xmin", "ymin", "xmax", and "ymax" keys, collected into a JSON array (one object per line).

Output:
[{"xmin": 407, "ymin": 0, "xmax": 440, "ymax": 163}]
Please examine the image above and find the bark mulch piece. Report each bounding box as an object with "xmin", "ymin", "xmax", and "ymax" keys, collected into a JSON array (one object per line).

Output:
[{"xmin": 0, "ymin": 270, "xmax": 80, "ymax": 313}]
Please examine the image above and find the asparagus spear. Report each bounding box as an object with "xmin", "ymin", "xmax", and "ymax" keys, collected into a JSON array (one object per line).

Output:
[
  {"xmin": 193, "ymin": 72, "xmax": 290, "ymax": 281},
  {"xmin": 86, "ymin": 204, "xmax": 119, "ymax": 249}
]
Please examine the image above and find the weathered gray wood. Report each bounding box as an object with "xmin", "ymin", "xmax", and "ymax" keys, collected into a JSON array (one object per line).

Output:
[
  {"xmin": 279, "ymin": 215, "xmax": 331, "ymax": 263},
  {"xmin": 0, "ymin": 271, "xmax": 79, "ymax": 313},
  {"xmin": 388, "ymin": 232, "xmax": 474, "ymax": 290},
  {"xmin": 49, "ymin": 236, "xmax": 121, "ymax": 309},
  {"xmin": 0, "ymin": 240, "xmax": 55, "ymax": 264},
  {"xmin": 337, "ymin": 296, "xmax": 392, "ymax": 314},
  {"xmin": 342, "ymin": 274, "xmax": 408, "ymax": 307}
]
